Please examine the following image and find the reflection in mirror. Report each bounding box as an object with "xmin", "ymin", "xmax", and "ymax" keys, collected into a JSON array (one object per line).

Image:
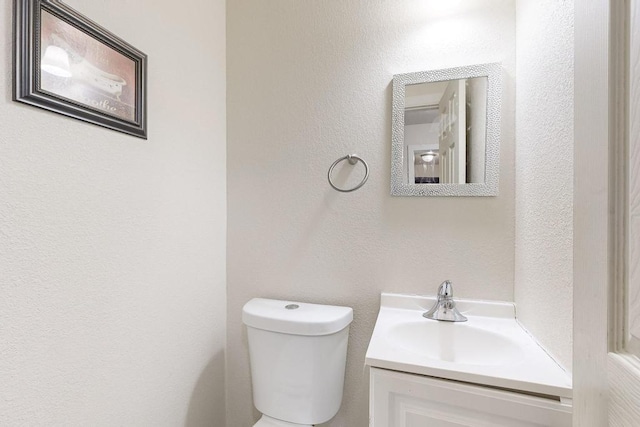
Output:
[
  {"xmin": 404, "ymin": 78, "xmax": 487, "ymax": 185},
  {"xmin": 391, "ymin": 63, "xmax": 501, "ymax": 197}
]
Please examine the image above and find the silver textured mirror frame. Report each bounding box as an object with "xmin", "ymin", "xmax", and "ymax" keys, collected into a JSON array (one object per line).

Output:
[{"xmin": 391, "ymin": 63, "xmax": 502, "ymax": 196}]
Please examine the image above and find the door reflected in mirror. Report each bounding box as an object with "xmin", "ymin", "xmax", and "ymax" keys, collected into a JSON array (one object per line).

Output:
[{"xmin": 404, "ymin": 77, "xmax": 487, "ymax": 185}]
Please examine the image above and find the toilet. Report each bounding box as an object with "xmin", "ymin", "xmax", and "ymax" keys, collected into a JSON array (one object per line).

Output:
[{"xmin": 242, "ymin": 298, "xmax": 353, "ymax": 426}]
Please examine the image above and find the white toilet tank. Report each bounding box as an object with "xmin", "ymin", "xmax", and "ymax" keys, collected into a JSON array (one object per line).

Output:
[{"xmin": 242, "ymin": 298, "xmax": 353, "ymax": 426}]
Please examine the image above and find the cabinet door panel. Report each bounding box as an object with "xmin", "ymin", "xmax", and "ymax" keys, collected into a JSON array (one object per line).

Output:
[{"xmin": 370, "ymin": 368, "xmax": 571, "ymax": 427}]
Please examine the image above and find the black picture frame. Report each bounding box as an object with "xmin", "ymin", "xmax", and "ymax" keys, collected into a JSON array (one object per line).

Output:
[{"xmin": 13, "ymin": 0, "xmax": 147, "ymax": 139}]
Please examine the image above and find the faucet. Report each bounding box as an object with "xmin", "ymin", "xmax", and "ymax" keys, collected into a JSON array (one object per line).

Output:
[{"xmin": 423, "ymin": 280, "xmax": 467, "ymax": 322}]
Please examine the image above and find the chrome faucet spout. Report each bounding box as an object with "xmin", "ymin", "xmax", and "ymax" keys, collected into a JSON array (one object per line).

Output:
[{"xmin": 423, "ymin": 280, "xmax": 467, "ymax": 322}]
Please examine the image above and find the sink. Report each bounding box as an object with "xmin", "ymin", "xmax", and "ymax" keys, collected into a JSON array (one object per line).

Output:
[
  {"xmin": 387, "ymin": 320, "xmax": 523, "ymax": 366},
  {"xmin": 365, "ymin": 293, "xmax": 572, "ymax": 399}
]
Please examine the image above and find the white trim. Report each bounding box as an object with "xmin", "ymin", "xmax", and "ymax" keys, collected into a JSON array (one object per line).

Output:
[
  {"xmin": 573, "ymin": 0, "xmax": 611, "ymax": 424},
  {"xmin": 607, "ymin": 0, "xmax": 640, "ymax": 424},
  {"xmin": 608, "ymin": 353, "xmax": 640, "ymax": 424},
  {"xmin": 609, "ymin": 0, "xmax": 628, "ymax": 355},
  {"xmin": 575, "ymin": 0, "xmax": 640, "ymax": 424}
]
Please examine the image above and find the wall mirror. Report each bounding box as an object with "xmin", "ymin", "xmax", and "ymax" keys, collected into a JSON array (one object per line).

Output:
[{"xmin": 391, "ymin": 63, "xmax": 501, "ymax": 196}]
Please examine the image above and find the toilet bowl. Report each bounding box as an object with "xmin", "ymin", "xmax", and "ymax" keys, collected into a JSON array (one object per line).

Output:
[{"xmin": 242, "ymin": 298, "xmax": 353, "ymax": 427}]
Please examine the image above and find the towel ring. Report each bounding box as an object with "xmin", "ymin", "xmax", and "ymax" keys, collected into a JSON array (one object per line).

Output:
[{"xmin": 327, "ymin": 154, "xmax": 369, "ymax": 193}]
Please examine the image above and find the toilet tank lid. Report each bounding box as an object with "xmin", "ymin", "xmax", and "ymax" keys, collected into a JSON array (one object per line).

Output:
[{"xmin": 242, "ymin": 298, "xmax": 353, "ymax": 336}]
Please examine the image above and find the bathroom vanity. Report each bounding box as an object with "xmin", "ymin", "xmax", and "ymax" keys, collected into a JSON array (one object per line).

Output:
[{"xmin": 365, "ymin": 293, "xmax": 572, "ymax": 426}]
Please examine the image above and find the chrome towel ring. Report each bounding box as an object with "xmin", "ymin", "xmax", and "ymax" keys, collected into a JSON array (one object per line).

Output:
[{"xmin": 327, "ymin": 154, "xmax": 369, "ymax": 193}]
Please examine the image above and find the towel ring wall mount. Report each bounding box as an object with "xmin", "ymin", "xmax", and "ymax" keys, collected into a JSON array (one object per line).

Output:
[{"xmin": 327, "ymin": 154, "xmax": 369, "ymax": 193}]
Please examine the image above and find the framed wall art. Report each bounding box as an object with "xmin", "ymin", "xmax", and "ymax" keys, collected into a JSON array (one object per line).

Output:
[{"xmin": 13, "ymin": 0, "xmax": 147, "ymax": 139}]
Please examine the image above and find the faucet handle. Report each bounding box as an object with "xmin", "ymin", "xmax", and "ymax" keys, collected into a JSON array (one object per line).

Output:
[
  {"xmin": 424, "ymin": 280, "xmax": 467, "ymax": 322},
  {"xmin": 437, "ymin": 280, "xmax": 454, "ymax": 299}
]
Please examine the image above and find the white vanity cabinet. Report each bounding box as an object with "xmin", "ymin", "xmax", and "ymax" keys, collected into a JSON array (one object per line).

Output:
[
  {"xmin": 370, "ymin": 368, "xmax": 572, "ymax": 427},
  {"xmin": 366, "ymin": 294, "xmax": 573, "ymax": 426}
]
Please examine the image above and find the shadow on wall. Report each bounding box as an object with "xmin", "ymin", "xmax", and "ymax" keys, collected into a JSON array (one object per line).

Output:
[
  {"xmin": 185, "ymin": 350, "xmax": 226, "ymax": 427},
  {"xmin": 3, "ymin": 0, "xmax": 14, "ymax": 103}
]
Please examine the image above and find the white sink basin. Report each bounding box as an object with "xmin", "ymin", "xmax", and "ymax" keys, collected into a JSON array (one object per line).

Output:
[
  {"xmin": 387, "ymin": 320, "xmax": 523, "ymax": 366},
  {"xmin": 365, "ymin": 293, "xmax": 572, "ymax": 399}
]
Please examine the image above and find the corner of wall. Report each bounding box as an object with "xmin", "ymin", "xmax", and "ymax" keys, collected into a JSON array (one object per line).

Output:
[{"xmin": 514, "ymin": 0, "xmax": 575, "ymax": 372}]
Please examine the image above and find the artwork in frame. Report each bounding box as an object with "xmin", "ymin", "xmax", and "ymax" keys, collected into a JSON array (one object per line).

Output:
[{"xmin": 13, "ymin": 0, "xmax": 147, "ymax": 139}]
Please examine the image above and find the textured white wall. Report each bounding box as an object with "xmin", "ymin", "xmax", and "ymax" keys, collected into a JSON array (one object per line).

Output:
[
  {"xmin": 228, "ymin": 1, "xmax": 516, "ymax": 425},
  {"xmin": 514, "ymin": 0, "xmax": 574, "ymax": 371},
  {"xmin": 0, "ymin": 0, "xmax": 227, "ymax": 425}
]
